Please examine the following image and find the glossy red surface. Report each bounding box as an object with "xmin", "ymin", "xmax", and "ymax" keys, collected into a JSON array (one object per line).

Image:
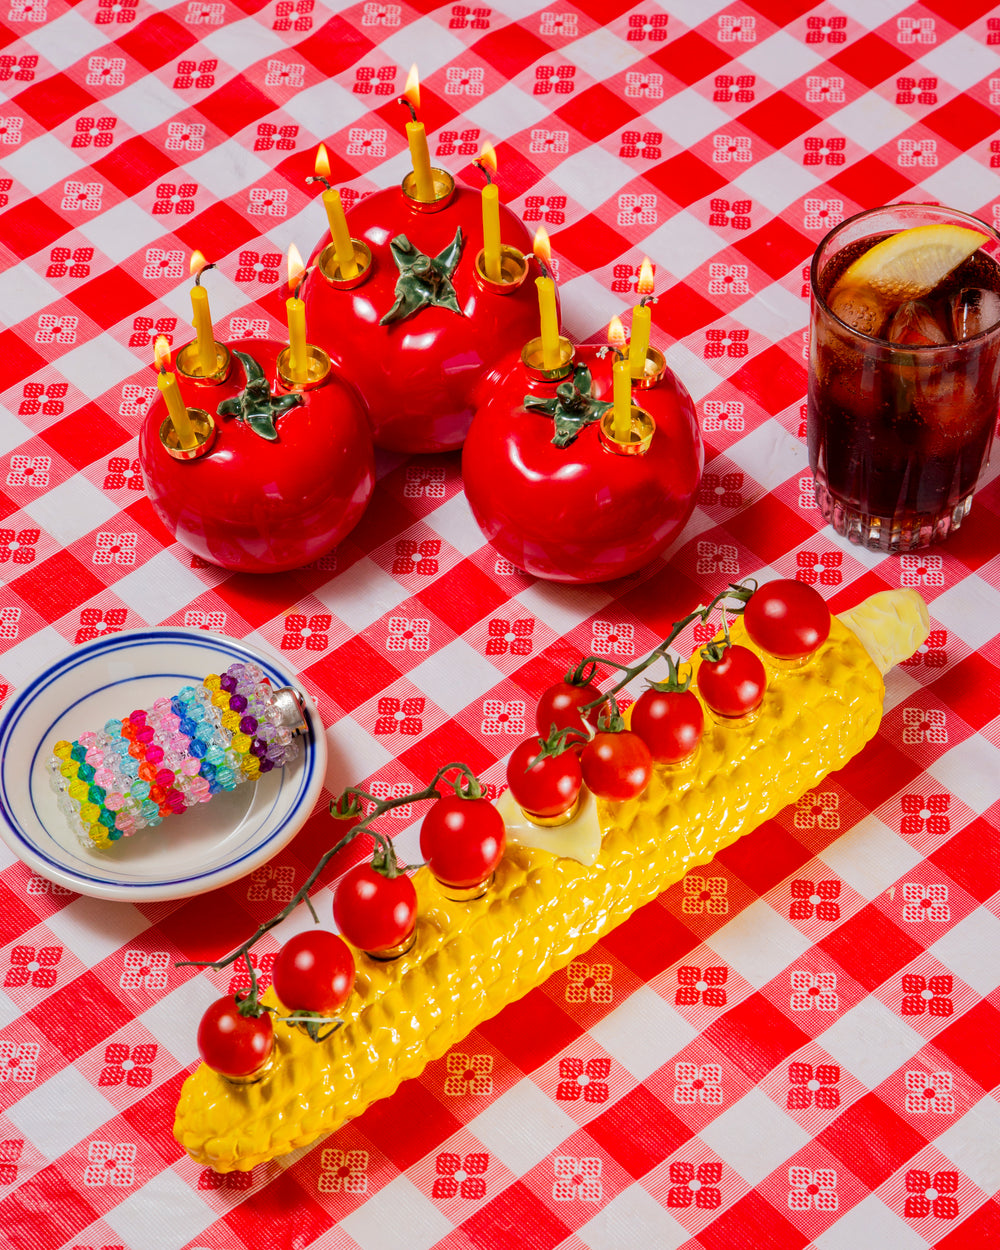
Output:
[
  {"xmin": 139, "ymin": 339, "xmax": 374, "ymax": 574},
  {"xmin": 304, "ymin": 184, "xmax": 539, "ymax": 453},
  {"xmin": 462, "ymin": 344, "xmax": 704, "ymax": 582}
]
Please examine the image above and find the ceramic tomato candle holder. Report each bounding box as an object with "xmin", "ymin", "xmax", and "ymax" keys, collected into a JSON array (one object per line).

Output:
[
  {"xmin": 303, "ymin": 180, "xmax": 541, "ymax": 454},
  {"xmin": 139, "ymin": 339, "xmax": 375, "ymax": 574},
  {"xmin": 462, "ymin": 343, "xmax": 704, "ymax": 583}
]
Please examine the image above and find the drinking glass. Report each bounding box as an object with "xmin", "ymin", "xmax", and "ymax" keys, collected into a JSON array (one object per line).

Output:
[{"xmin": 807, "ymin": 203, "xmax": 1000, "ymax": 552}]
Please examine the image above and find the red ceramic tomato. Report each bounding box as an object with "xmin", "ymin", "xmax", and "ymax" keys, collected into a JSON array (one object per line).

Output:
[
  {"xmin": 506, "ymin": 738, "xmax": 583, "ymax": 819},
  {"xmin": 139, "ymin": 339, "xmax": 374, "ymax": 573},
  {"xmin": 462, "ymin": 344, "xmax": 703, "ymax": 582},
  {"xmin": 272, "ymin": 930, "xmax": 356, "ymax": 1014},
  {"xmin": 743, "ymin": 580, "xmax": 832, "ymax": 660},
  {"xmin": 630, "ymin": 688, "xmax": 705, "ymax": 765},
  {"xmin": 580, "ymin": 730, "xmax": 652, "ymax": 800},
  {"xmin": 697, "ymin": 645, "xmax": 766, "ymax": 718},
  {"xmin": 197, "ymin": 996, "xmax": 274, "ymax": 1079},
  {"xmin": 419, "ymin": 794, "xmax": 506, "ymax": 889},
  {"xmin": 333, "ymin": 862, "xmax": 418, "ymax": 955},
  {"xmin": 305, "ymin": 185, "xmax": 538, "ymax": 453},
  {"xmin": 535, "ymin": 680, "xmax": 605, "ymax": 745}
]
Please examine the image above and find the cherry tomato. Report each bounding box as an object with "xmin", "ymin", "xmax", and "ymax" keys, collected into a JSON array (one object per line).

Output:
[
  {"xmin": 743, "ymin": 579, "xmax": 832, "ymax": 660},
  {"xmin": 580, "ymin": 730, "xmax": 653, "ymax": 801},
  {"xmin": 506, "ymin": 738, "xmax": 583, "ymax": 819},
  {"xmin": 197, "ymin": 996, "xmax": 274, "ymax": 1079},
  {"xmin": 272, "ymin": 930, "xmax": 356, "ymax": 1014},
  {"xmin": 697, "ymin": 644, "xmax": 766, "ymax": 718},
  {"xmin": 535, "ymin": 680, "xmax": 604, "ymax": 745},
  {"xmin": 140, "ymin": 340, "xmax": 374, "ymax": 573},
  {"xmin": 333, "ymin": 862, "xmax": 417, "ymax": 954},
  {"xmin": 630, "ymin": 688, "xmax": 705, "ymax": 765},
  {"xmin": 420, "ymin": 794, "xmax": 506, "ymax": 889}
]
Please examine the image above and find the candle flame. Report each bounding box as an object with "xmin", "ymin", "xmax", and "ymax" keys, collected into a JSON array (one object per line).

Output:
[
  {"xmin": 479, "ymin": 143, "xmax": 497, "ymax": 174},
  {"xmin": 189, "ymin": 250, "xmax": 208, "ymax": 279},
  {"xmin": 608, "ymin": 316, "xmax": 627, "ymax": 349},
  {"xmin": 314, "ymin": 143, "xmax": 331, "ymax": 179},
  {"xmin": 637, "ymin": 257, "xmax": 655, "ymax": 296},
  {"xmin": 154, "ymin": 335, "xmax": 172, "ymax": 371},
  {"xmin": 533, "ymin": 226, "xmax": 552, "ymax": 266},
  {"xmin": 404, "ymin": 63, "xmax": 421, "ymax": 113},
  {"xmin": 287, "ymin": 243, "xmax": 305, "ymax": 294}
]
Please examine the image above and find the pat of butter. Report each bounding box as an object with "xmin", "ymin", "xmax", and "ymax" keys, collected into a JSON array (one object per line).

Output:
[{"xmin": 498, "ymin": 785, "xmax": 603, "ymax": 865}]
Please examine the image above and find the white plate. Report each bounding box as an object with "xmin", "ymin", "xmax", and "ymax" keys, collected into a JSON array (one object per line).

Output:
[{"xmin": 0, "ymin": 629, "xmax": 327, "ymax": 902}]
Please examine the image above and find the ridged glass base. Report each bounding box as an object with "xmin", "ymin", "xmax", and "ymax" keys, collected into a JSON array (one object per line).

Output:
[{"xmin": 814, "ymin": 481, "xmax": 974, "ymax": 553}]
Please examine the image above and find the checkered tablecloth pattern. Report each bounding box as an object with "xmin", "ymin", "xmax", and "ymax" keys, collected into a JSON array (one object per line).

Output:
[{"xmin": 2, "ymin": 1, "xmax": 1000, "ymax": 1247}]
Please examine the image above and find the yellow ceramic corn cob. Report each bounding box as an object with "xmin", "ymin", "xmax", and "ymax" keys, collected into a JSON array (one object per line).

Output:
[{"xmin": 174, "ymin": 589, "xmax": 928, "ymax": 1172}]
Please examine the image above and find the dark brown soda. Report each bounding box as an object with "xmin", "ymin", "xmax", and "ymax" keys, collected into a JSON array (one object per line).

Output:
[{"xmin": 808, "ymin": 235, "xmax": 1000, "ymax": 525}]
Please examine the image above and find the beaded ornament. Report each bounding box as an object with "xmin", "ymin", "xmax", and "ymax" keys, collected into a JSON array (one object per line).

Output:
[{"xmin": 49, "ymin": 661, "xmax": 300, "ymax": 850}]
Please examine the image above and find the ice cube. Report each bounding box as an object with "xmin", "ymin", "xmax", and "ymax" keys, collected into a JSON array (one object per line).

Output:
[
  {"xmin": 829, "ymin": 283, "xmax": 886, "ymax": 337},
  {"xmin": 950, "ymin": 287, "xmax": 1000, "ymax": 341},
  {"xmin": 886, "ymin": 300, "xmax": 949, "ymax": 347}
]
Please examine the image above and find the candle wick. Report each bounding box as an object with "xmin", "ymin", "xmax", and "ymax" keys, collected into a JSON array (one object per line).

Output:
[
  {"xmin": 639, "ymin": 294, "xmax": 657, "ymax": 308},
  {"xmin": 293, "ymin": 266, "xmax": 313, "ymax": 300},
  {"xmin": 193, "ymin": 263, "xmax": 216, "ymax": 287},
  {"xmin": 397, "ymin": 96, "xmax": 418, "ymax": 123},
  {"xmin": 475, "ymin": 160, "xmax": 494, "ymax": 187},
  {"xmin": 534, "ymin": 255, "xmax": 550, "ymax": 279},
  {"xmin": 596, "ymin": 345, "xmax": 625, "ymax": 363},
  {"xmin": 307, "ymin": 174, "xmax": 334, "ymax": 193}
]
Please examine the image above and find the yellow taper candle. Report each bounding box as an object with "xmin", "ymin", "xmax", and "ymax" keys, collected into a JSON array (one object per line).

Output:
[
  {"xmin": 536, "ymin": 277, "xmax": 559, "ymax": 370},
  {"xmin": 286, "ymin": 245, "xmax": 308, "ymax": 384},
  {"xmin": 629, "ymin": 303, "xmax": 651, "ymax": 379},
  {"xmin": 154, "ymin": 337, "xmax": 196, "ymax": 450},
  {"xmin": 609, "ymin": 317, "xmax": 631, "ymax": 442},
  {"xmin": 189, "ymin": 251, "xmax": 216, "ymax": 374},
  {"xmin": 403, "ymin": 65, "xmax": 435, "ymax": 202},
  {"xmin": 479, "ymin": 144, "xmax": 502, "ymax": 282},
  {"xmin": 315, "ymin": 144, "xmax": 357, "ymax": 279},
  {"xmin": 629, "ymin": 257, "xmax": 655, "ymax": 379}
]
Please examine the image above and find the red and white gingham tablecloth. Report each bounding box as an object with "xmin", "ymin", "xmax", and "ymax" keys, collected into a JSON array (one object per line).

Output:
[{"xmin": 0, "ymin": 1, "xmax": 999, "ymax": 1248}]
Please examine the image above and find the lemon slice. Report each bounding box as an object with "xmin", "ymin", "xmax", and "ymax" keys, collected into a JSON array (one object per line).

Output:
[{"xmin": 832, "ymin": 222, "xmax": 987, "ymax": 305}]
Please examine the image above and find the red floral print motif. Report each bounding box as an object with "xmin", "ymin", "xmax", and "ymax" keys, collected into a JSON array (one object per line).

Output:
[
  {"xmin": 374, "ymin": 696, "xmax": 424, "ymax": 735},
  {"xmin": 901, "ymin": 793, "xmax": 950, "ymax": 835},
  {"xmin": 486, "ymin": 618, "xmax": 533, "ymax": 657},
  {"xmin": 674, "ymin": 1062, "xmax": 722, "ymax": 1105},
  {"xmin": 99, "ymin": 1043, "xmax": 156, "ymax": 1088},
  {"xmin": 787, "ymin": 1062, "xmax": 840, "ymax": 1109},
  {"xmin": 444, "ymin": 1052, "xmax": 492, "ymax": 1096},
  {"xmin": 904, "ymin": 1070, "xmax": 954, "ymax": 1114},
  {"xmin": 790, "ymin": 879, "xmax": 841, "ymax": 921},
  {"xmin": 0, "ymin": 1139, "xmax": 24, "ymax": 1185},
  {"xmin": 392, "ymin": 538, "xmax": 440, "ymax": 575},
  {"xmin": 433, "ymin": 1151, "xmax": 487, "ymax": 1198},
  {"xmin": 901, "ymin": 973, "xmax": 953, "ymax": 1017},
  {"xmin": 281, "ymin": 613, "xmax": 331, "ymax": 651},
  {"xmin": 235, "ymin": 250, "xmax": 282, "ymax": 283},
  {"xmin": 698, "ymin": 471, "xmax": 743, "ymax": 508},
  {"xmin": 556, "ymin": 1057, "xmax": 610, "ymax": 1103},
  {"xmin": 0, "ymin": 1041, "xmax": 40, "ymax": 1083},
  {"xmin": 900, "ymin": 629, "xmax": 946, "ymax": 668},
  {"xmin": 75, "ymin": 608, "xmax": 127, "ymax": 644},
  {"xmin": 668, "ymin": 1161, "xmax": 722, "ymax": 1208},
  {"xmin": 676, "ymin": 966, "xmax": 727, "ymax": 1007},
  {"xmin": 5, "ymin": 944, "xmax": 61, "ymax": 989},
  {"xmin": 0, "ymin": 529, "xmax": 39, "ymax": 565},
  {"xmin": 565, "ymin": 962, "xmax": 612, "ymax": 1005},
  {"xmin": 905, "ymin": 1169, "xmax": 958, "ymax": 1218},
  {"xmin": 199, "ymin": 1167, "xmax": 252, "ymax": 1189},
  {"xmin": 227, "ymin": 951, "xmax": 276, "ymax": 995},
  {"xmin": 796, "ymin": 549, "xmax": 842, "ymax": 585},
  {"xmin": 103, "ymin": 457, "xmax": 143, "ymax": 491},
  {"xmin": 789, "ymin": 1166, "xmax": 838, "ymax": 1211}
]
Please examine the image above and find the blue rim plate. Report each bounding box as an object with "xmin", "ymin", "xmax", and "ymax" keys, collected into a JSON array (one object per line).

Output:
[{"xmin": 0, "ymin": 629, "xmax": 327, "ymax": 902}]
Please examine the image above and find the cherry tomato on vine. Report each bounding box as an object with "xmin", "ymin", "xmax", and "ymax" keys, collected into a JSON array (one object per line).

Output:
[
  {"xmin": 580, "ymin": 730, "xmax": 653, "ymax": 801},
  {"xmin": 420, "ymin": 794, "xmax": 506, "ymax": 889},
  {"xmin": 272, "ymin": 930, "xmax": 356, "ymax": 1015},
  {"xmin": 630, "ymin": 688, "xmax": 705, "ymax": 765},
  {"xmin": 697, "ymin": 644, "xmax": 766, "ymax": 719},
  {"xmin": 506, "ymin": 738, "xmax": 583, "ymax": 820},
  {"xmin": 197, "ymin": 996, "xmax": 274, "ymax": 1080},
  {"xmin": 743, "ymin": 580, "xmax": 832, "ymax": 661},
  {"xmin": 535, "ymin": 680, "xmax": 604, "ymax": 746},
  {"xmin": 333, "ymin": 863, "xmax": 418, "ymax": 954}
]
